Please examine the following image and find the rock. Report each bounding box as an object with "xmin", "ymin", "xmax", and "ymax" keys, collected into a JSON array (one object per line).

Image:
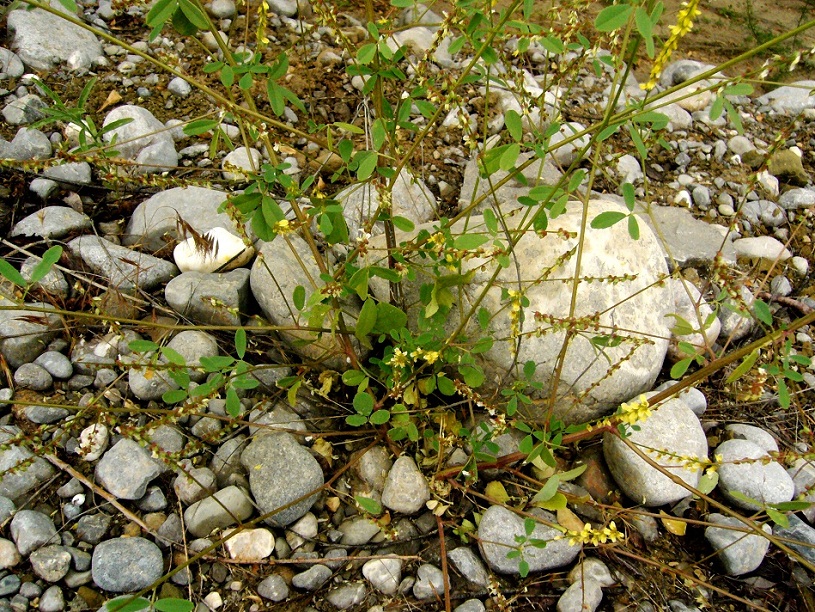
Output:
[
  {"xmin": 30, "ymin": 545, "xmax": 72, "ymax": 582},
  {"xmin": 779, "ymin": 187, "xmax": 815, "ymax": 210},
  {"xmin": 476, "ymin": 505, "xmax": 580, "ymax": 574},
  {"xmin": 380, "ymin": 456, "xmax": 430, "ymax": 515},
  {"xmin": 767, "ymin": 149, "xmax": 809, "ymax": 186},
  {"xmin": 724, "ymin": 424, "xmax": 778, "ymax": 452},
  {"xmin": 208, "ymin": 0, "xmax": 236, "ymax": 18},
  {"xmin": 325, "ymin": 582, "xmax": 367, "ymax": 609},
  {"xmin": 0, "ymin": 127, "xmax": 51, "ymax": 160},
  {"xmin": 75, "ymin": 513, "xmax": 111, "ymax": 544},
  {"xmin": 0, "ymin": 429, "xmax": 56, "ymax": 500},
  {"xmin": 333, "ymin": 168, "xmax": 437, "ymax": 240},
  {"xmin": 557, "ymin": 580, "xmax": 603, "ymax": 612},
  {"xmin": 10, "ymin": 510, "xmax": 58, "ymax": 556},
  {"xmin": 367, "ymin": 200, "xmax": 673, "ymax": 423},
  {"xmin": 666, "ymin": 279, "xmax": 720, "ymax": 362},
  {"xmin": 413, "ymin": 563, "xmax": 444, "ymax": 599},
  {"xmin": 123, "ymin": 187, "xmax": 238, "ymax": 253},
  {"xmin": 173, "ymin": 226, "xmax": 254, "ymax": 273},
  {"xmin": 0, "ymin": 48, "xmax": 24, "ymax": 79},
  {"xmin": 455, "ymin": 600, "xmax": 486, "ymax": 612},
  {"xmin": 25, "ymin": 403, "xmax": 69, "ymax": 423},
  {"xmin": 0, "ymin": 573, "xmax": 21, "ymax": 596},
  {"xmin": 167, "ymin": 77, "xmax": 192, "ymax": 97},
  {"xmin": 363, "ymin": 557, "xmax": 402, "ymax": 594},
  {"xmin": 250, "ymin": 234, "xmax": 362, "ymax": 367},
  {"xmin": 91, "ymin": 537, "xmax": 164, "ymax": 592},
  {"xmin": 11, "ymin": 206, "xmax": 92, "ymax": 240},
  {"xmin": 222, "ymin": 147, "xmax": 262, "ymax": 180},
  {"xmin": 634, "ymin": 203, "xmax": 736, "ymax": 268},
  {"xmin": 569, "ymin": 558, "xmax": 615, "ymax": 587},
  {"xmin": 39, "ymin": 586, "xmax": 64, "ymax": 612},
  {"xmin": 102, "ymin": 105, "xmax": 178, "ymax": 173},
  {"xmin": 352, "ymin": 446, "xmax": 392, "ymax": 492},
  {"xmin": 652, "ymin": 382, "xmax": 707, "ymax": 416},
  {"xmin": 165, "ymin": 269, "xmax": 250, "ymax": 327},
  {"xmin": 733, "ymin": 236, "xmax": 792, "ymax": 264},
  {"xmin": 291, "ymin": 565, "xmax": 332, "ymax": 590},
  {"xmin": 67, "ymin": 235, "xmax": 178, "ymax": 293},
  {"xmin": 210, "ymin": 436, "xmax": 248, "ymax": 488},
  {"xmin": 173, "ymin": 465, "xmax": 217, "ymax": 505},
  {"xmin": 549, "ymin": 121, "xmax": 591, "ymax": 166},
  {"xmin": 616, "ymin": 154, "xmax": 643, "ymax": 184},
  {"xmin": 718, "ymin": 285, "xmax": 756, "ymax": 342},
  {"xmin": 267, "ymin": 0, "xmax": 298, "ymax": 16},
  {"xmin": 14, "ymin": 362, "xmax": 53, "ymax": 390},
  {"xmin": 715, "ymin": 439, "xmax": 794, "ymax": 510},
  {"xmin": 704, "ymin": 513, "xmax": 771, "ymax": 575},
  {"xmin": 257, "ymin": 574, "xmax": 289, "ymax": 601},
  {"xmin": 603, "ymin": 397, "xmax": 707, "ymax": 506},
  {"xmin": 240, "ymin": 433, "xmax": 324, "ymax": 526},
  {"xmin": 0, "ymin": 300, "xmax": 61, "ymax": 368},
  {"xmin": 338, "ymin": 516, "xmax": 381, "ymax": 545},
  {"xmin": 165, "ymin": 330, "xmax": 220, "ymax": 383},
  {"xmin": 757, "ymin": 80, "xmax": 815, "ymax": 114},
  {"xmin": 448, "ymin": 546, "xmax": 490, "ymax": 588},
  {"xmin": 34, "ymin": 351, "xmax": 73, "ymax": 379},
  {"xmin": 387, "ymin": 27, "xmax": 455, "ymax": 66},
  {"xmin": 773, "ymin": 514, "xmax": 815, "ymax": 564},
  {"xmin": 3, "ymin": 93, "xmax": 46, "ymax": 124},
  {"xmin": 0, "ymin": 538, "xmax": 21, "ymax": 569},
  {"xmin": 95, "ymin": 439, "xmax": 162, "ymax": 500},
  {"xmin": 184, "ymin": 485, "xmax": 254, "ymax": 538},
  {"xmin": 223, "ymin": 527, "xmax": 274, "ymax": 561}
]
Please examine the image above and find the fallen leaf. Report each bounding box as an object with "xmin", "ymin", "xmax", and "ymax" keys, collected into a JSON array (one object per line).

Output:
[
  {"xmin": 557, "ymin": 507, "xmax": 585, "ymax": 533},
  {"xmin": 312, "ymin": 438, "xmax": 333, "ymax": 466},
  {"xmin": 660, "ymin": 510, "xmax": 687, "ymax": 536},
  {"xmin": 325, "ymin": 496, "xmax": 340, "ymax": 512},
  {"xmin": 99, "ymin": 89, "xmax": 122, "ymax": 112},
  {"xmin": 485, "ymin": 481, "xmax": 510, "ymax": 503}
]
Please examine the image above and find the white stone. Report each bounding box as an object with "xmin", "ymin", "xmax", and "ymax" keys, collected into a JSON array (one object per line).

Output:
[
  {"xmin": 223, "ymin": 528, "xmax": 274, "ymax": 561},
  {"xmin": 173, "ymin": 226, "xmax": 254, "ymax": 273},
  {"xmin": 733, "ymin": 236, "xmax": 792, "ymax": 263},
  {"xmin": 77, "ymin": 424, "xmax": 109, "ymax": 462},
  {"xmin": 221, "ymin": 147, "xmax": 262, "ymax": 180},
  {"xmin": 666, "ymin": 279, "xmax": 720, "ymax": 362}
]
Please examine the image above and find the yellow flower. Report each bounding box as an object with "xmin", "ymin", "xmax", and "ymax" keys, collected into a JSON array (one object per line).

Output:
[
  {"xmin": 618, "ymin": 394, "xmax": 652, "ymax": 425},
  {"xmin": 387, "ymin": 348, "xmax": 409, "ymax": 369},
  {"xmin": 641, "ymin": 0, "xmax": 701, "ymax": 91}
]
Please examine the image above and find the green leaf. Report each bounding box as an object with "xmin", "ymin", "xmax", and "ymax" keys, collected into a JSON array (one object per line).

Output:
[
  {"xmin": 391, "ymin": 0, "xmax": 415, "ymax": 7},
  {"xmin": 220, "ymin": 65, "xmax": 234, "ymax": 88},
  {"xmin": 753, "ymin": 299, "xmax": 773, "ymax": 326},
  {"xmin": 353, "ymin": 392, "xmax": 374, "ymax": 416},
  {"xmin": 129, "ymin": 340, "xmax": 159, "ymax": 353},
  {"xmin": 709, "ymin": 95, "xmax": 724, "ymax": 121},
  {"xmin": 518, "ymin": 559, "xmax": 530, "ymax": 578},
  {"xmin": 342, "ymin": 370, "xmax": 367, "ymax": 386},
  {"xmin": 499, "ymin": 142, "xmax": 520, "ymax": 171},
  {"xmin": 154, "ymin": 599, "xmax": 195, "ymax": 612},
  {"xmin": 459, "ymin": 365, "xmax": 485, "ymax": 388},
  {"xmin": 532, "ymin": 475, "xmax": 560, "ymax": 503},
  {"xmin": 56, "ymin": 0, "xmax": 79, "ymax": 14},
  {"xmin": 355, "ymin": 299, "xmax": 377, "ymax": 343},
  {"xmin": 346, "ymin": 414, "xmax": 368, "ymax": 427},
  {"xmin": 505, "ymin": 110, "xmax": 523, "ymax": 142},
  {"xmin": 0, "ymin": 258, "xmax": 26, "ymax": 288},
  {"xmin": 524, "ymin": 517, "xmax": 536, "ymax": 536},
  {"xmin": 392, "ymin": 216, "xmax": 415, "ymax": 232},
  {"xmin": 370, "ymin": 409, "xmax": 391, "ymax": 425},
  {"xmin": 670, "ymin": 358, "xmax": 692, "ymax": 379},
  {"xmin": 177, "ymin": 0, "xmax": 210, "ymax": 29},
  {"xmin": 105, "ymin": 597, "xmax": 152, "ymax": 612},
  {"xmin": 453, "ymin": 234, "xmax": 489, "ymax": 250},
  {"xmin": 696, "ymin": 471, "xmax": 718, "ymax": 495},
  {"xmin": 622, "ymin": 183, "xmax": 636, "ymax": 211},
  {"xmin": 595, "ymin": 4, "xmax": 633, "ymax": 32},
  {"xmin": 200, "ymin": 356, "xmax": 235, "ymax": 371},
  {"xmin": 238, "ymin": 72, "xmax": 253, "ymax": 90},
  {"xmin": 146, "ymin": 0, "xmax": 177, "ymax": 27},
  {"xmin": 225, "ymin": 387, "xmax": 241, "ymax": 417},
  {"xmin": 355, "ymin": 495, "xmax": 383, "ymax": 514},
  {"xmin": 293, "ymin": 285, "xmax": 306, "ymax": 311},
  {"xmin": 540, "ymin": 35, "xmax": 565, "ymax": 54},
  {"xmin": 778, "ymin": 378, "xmax": 790, "ymax": 408},
  {"xmin": 234, "ymin": 328, "xmax": 247, "ymax": 359},
  {"xmin": 725, "ymin": 348, "xmax": 759, "ymax": 384},
  {"xmin": 161, "ymin": 347, "xmax": 186, "ymax": 366},
  {"xmin": 772, "ymin": 500, "xmax": 812, "ymax": 511},
  {"xmin": 373, "ymin": 302, "xmax": 407, "ymax": 334},
  {"xmin": 347, "ymin": 268, "xmax": 369, "ymax": 301},
  {"xmin": 723, "ymin": 83, "xmax": 754, "ymax": 96},
  {"xmin": 590, "ymin": 211, "xmax": 626, "ymax": 229},
  {"xmin": 533, "ymin": 491, "xmax": 567, "ymax": 510},
  {"xmin": 627, "ymin": 215, "xmax": 640, "ymax": 240},
  {"xmin": 183, "ymin": 119, "xmax": 219, "ymax": 136},
  {"xmin": 357, "ymin": 43, "xmax": 377, "ymax": 65},
  {"xmin": 766, "ymin": 507, "xmax": 789, "ymax": 528},
  {"xmin": 597, "ymin": 122, "xmax": 623, "ymax": 141},
  {"xmin": 437, "ymin": 375, "xmax": 456, "ymax": 396},
  {"xmin": 356, "ymin": 150, "xmax": 378, "ymax": 181},
  {"xmin": 162, "ymin": 389, "xmax": 188, "ymax": 404},
  {"xmin": 627, "ymin": 124, "xmax": 648, "ymax": 160},
  {"xmin": 635, "ymin": 7, "xmax": 654, "ymax": 56},
  {"xmin": 724, "ymin": 99, "xmax": 744, "ymax": 134}
]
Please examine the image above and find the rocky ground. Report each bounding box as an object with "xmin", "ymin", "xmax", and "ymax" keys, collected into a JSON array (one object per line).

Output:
[{"xmin": 1, "ymin": 0, "xmax": 815, "ymax": 611}]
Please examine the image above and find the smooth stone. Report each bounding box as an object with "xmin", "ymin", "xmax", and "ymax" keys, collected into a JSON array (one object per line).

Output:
[
  {"xmin": 10, "ymin": 510, "xmax": 58, "ymax": 556},
  {"xmin": 39, "ymin": 586, "xmax": 64, "ymax": 612},
  {"xmin": 29, "ymin": 545, "xmax": 71, "ymax": 582},
  {"xmin": 257, "ymin": 574, "xmax": 289, "ymax": 601},
  {"xmin": 165, "ymin": 269, "xmax": 250, "ymax": 327},
  {"xmin": 557, "ymin": 580, "xmax": 603, "ymax": 612},
  {"xmin": 0, "ymin": 300, "xmax": 60, "ymax": 368},
  {"xmin": 779, "ymin": 187, "xmax": 815, "ymax": 210},
  {"xmin": 715, "ymin": 439, "xmax": 794, "ymax": 510},
  {"xmin": 223, "ymin": 528, "xmax": 274, "ymax": 561},
  {"xmin": 183, "ymin": 486, "xmax": 254, "ymax": 538},
  {"xmin": 362, "ymin": 557, "xmax": 402, "ymax": 595},
  {"xmin": 209, "ymin": 436, "xmax": 248, "ymax": 488},
  {"xmin": 353, "ymin": 446, "xmax": 392, "ymax": 492},
  {"xmin": 13, "ymin": 362, "xmax": 52, "ymax": 391},
  {"xmin": 34, "ymin": 351, "xmax": 73, "ymax": 379},
  {"xmin": 413, "ymin": 563, "xmax": 444, "ymax": 600},
  {"xmin": 167, "ymin": 77, "xmax": 192, "ymax": 97},
  {"xmin": 91, "ymin": 537, "xmax": 163, "ymax": 592},
  {"xmin": 75, "ymin": 513, "xmax": 111, "ymax": 545},
  {"xmin": 704, "ymin": 513, "xmax": 771, "ymax": 575},
  {"xmin": 724, "ymin": 424, "xmax": 778, "ymax": 452},
  {"xmin": 102, "ymin": 105, "xmax": 177, "ymax": 172},
  {"xmin": 757, "ymin": 80, "xmax": 815, "ymax": 114},
  {"xmin": 666, "ymin": 279, "xmax": 721, "ymax": 362},
  {"xmin": 165, "ymin": 330, "xmax": 220, "ymax": 383},
  {"xmin": 476, "ymin": 505, "xmax": 580, "ymax": 574},
  {"xmin": 95, "ymin": 438, "xmax": 162, "ymax": 500},
  {"xmin": 604, "ymin": 397, "xmax": 707, "ymax": 506},
  {"xmin": 221, "ymin": 147, "xmax": 262, "ymax": 180},
  {"xmin": 173, "ymin": 226, "xmax": 254, "ymax": 273},
  {"xmin": 767, "ymin": 149, "xmax": 809, "ymax": 186},
  {"xmin": 24, "ymin": 404, "xmax": 69, "ymax": 424},
  {"xmin": 291, "ymin": 565, "xmax": 332, "ymax": 591},
  {"xmin": 381, "ymin": 456, "xmax": 430, "ymax": 515},
  {"xmin": 173, "ymin": 466, "xmax": 216, "ymax": 505},
  {"xmin": 3, "ymin": 93, "xmax": 45, "ymax": 124},
  {"xmin": 0, "ymin": 48, "xmax": 24, "ymax": 79},
  {"xmin": 11, "ymin": 206, "xmax": 92, "ymax": 240},
  {"xmin": 0, "ymin": 538, "xmax": 21, "ymax": 569},
  {"xmin": 325, "ymin": 582, "xmax": 367, "ymax": 609},
  {"xmin": 568, "ymin": 558, "xmax": 615, "ymax": 587},
  {"xmin": 67, "ymin": 235, "xmax": 178, "ymax": 292},
  {"xmin": 773, "ymin": 514, "xmax": 815, "ymax": 564},
  {"xmin": 0, "ymin": 429, "xmax": 56, "ymax": 500},
  {"xmin": 455, "ymin": 600, "xmax": 486, "ymax": 612},
  {"xmin": 338, "ymin": 516, "xmax": 381, "ymax": 546},
  {"xmin": 0, "ymin": 127, "xmax": 51, "ymax": 160},
  {"xmin": 240, "ymin": 433, "xmax": 324, "ymax": 526},
  {"xmin": 447, "ymin": 546, "xmax": 489, "ymax": 588}
]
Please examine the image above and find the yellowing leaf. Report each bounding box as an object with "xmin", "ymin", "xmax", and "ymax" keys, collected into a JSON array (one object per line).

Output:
[
  {"xmin": 557, "ymin": 507, "xmax": 585, "ymax": 533},
  {"xmin": 660, "ymin": 511, "xmax": 687, "ymax": 536},
  {"xmin": 312, "ymin": 438, "xmax": 333, "ymax": 466},
  {"xmin": 325, "ymin": 496, "xmax": 340, "ymax": 512},
  {"xmin": 485, "ymin": 481, "xmax": 510, "ymax": 503},
  {"xmin": 533, "ymin": 492, "xmax": 567, "ymax": 511}
]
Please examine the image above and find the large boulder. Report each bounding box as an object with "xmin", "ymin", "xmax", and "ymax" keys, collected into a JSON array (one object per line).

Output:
[{"xmin": 365, "ymin": 199, "xmax": 673, "ymax": 423}]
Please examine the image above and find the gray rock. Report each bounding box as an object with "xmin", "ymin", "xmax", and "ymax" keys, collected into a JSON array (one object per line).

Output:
[
  {"xmin": 267, "ymin": 0, "xmax": 298, "ymax": 16},
  {"xmin": 666, "ymin": 279, "xmax": 720, "ymax": 362},
  {"xmin": 123, "ymin": 186, "xmax": 236, "ymax": 253},
  {"xmin": 291, "ymin": 565, "xmax": 332, "ymax": 590},
  {"xmin": 29, "ymin": 545, "xmax": 71, "ymax": 582},
  {"xmin": 549, "ymin": 121, "xmax": 591, "ymax": 166},
  {"xmin": 604, "ymin": 397, "xmax": 707, "ymax": 506},
  {"xmin": 338, "ymin": 516, "xmax": 381, "ymax": 545},
  {"xmin": 34, "ymin": 351, "xmax": 73, "ymax": 379},
  {"xmin": 183, "ymin": 485, "xmax": 254, "ymax": 538},
  {"xmin": 13, "ymin": 362, "xmax": 52, "ymax": 391},
  {"xmin": 363, "ymin": 557, "xmax": 402, "ymax": 594},
  {"xmin": 42, "ymin": 161, "xmax": 92, "ymax": 186},
  {"xmin": 21, "ymin": 255, "xmax": 69, "ymax": 298},
  {"xmin": 691, "ymin": 186, "xmax": 710, "ymax": 208},
  {"xmin": 704, "ymin": 513, "xmax": 771, "ymax": 575},
  {"xmin": 20, "ymin": 581, "xmax": 42, "ymax": 599},
  {"xmin": 719, "ymin": 285, "xmax": 756, "ymax": 342},
  {"xmin": 448, "ymin": 547, "xmax": 489, "ymax": 588},
  {"xmin": 173, "ymin": 466, "xmax": 217, "ymax": 505},
  {"xmin": 210, "ymin": 436, "xmax": 248, "ymax": 488},
  {"xmin": 773, "ymin": 514, "xmax": 815, "ymax": 563},
  {"xmin": 568, "ymin": 558, "xmax": 615, "ymax": 587},
  {"xmin": 779, "ymin": 187, "xmax": 815, "ymax": 210},
  {"xmin": 165, "ymin": 269, "xmax": 250, "ymax": 327},
  {"xmin": 138, "ymin": 486, "xmax": 168, "ymax": 512},
  {"xmin": 38, "ymin": 586, "xmax": 64, "ymax": 612},
  {"xmin": 167, "ymin": 77, "xmax": 192, "ymax": 97},
  {"xmin": 208, "ymin": 0, "xmax": 236, "ymax": 18},
  {"xmin": 0, "ymin": 573, "xmax": 21, "ymax": 596},
  {"xmin": 75, "ymin": 513, "xmax": 111, "ymax": 544},
  {"xmin": 102, "ymin": 105, "xmax": 178, "ymax": 173},
  {"xmin": 413, "ymin": 563, "xmax": 444, "ymax": 600},
  {"xmin": 381, "ymin": 456, "xmax": 430, "ymax": 515},
  {"xmin": 757, "ymin": 80, "xmax": 815, "ymax": 114},
  {"xmin": 10, "ymin": 510, "xmax": 58, "ymax": 556},
  {"xmin": 0, "ymin": 300, "xmax": 61, "ymax": 367},
  {"xmin": 715, "ymin": 439, "xmax": 794, "ymax": 510},
  {"xmin": 248, "ymin": 401, "xmax": 306, "ymax": 438},
  {"xmin": 557, "ymin": 581, "xmax": 603, "ymax": 612},
  {"xmin": 0, "ymin": 538, "xmax": 21, "ymax": 569},
  {"xmin": 7, "ymin": 3, "xmax": 102, "ymax": 70},
  {"xmin": 724, "ymin": 424, "xmax": 778, "ymax": 452},
  {"xmin": 733, "ymin": 236, "xmax": 792, "ymax": 263},
  {"xmin": 334, "ymin": 168, "xmax": 437, "ymax": 241},
  {"xmin": 652, "ymin": 383, "xmax": 707, "ymax": 416},
  {"xmin": 325, "ymin": 582, "xmax": 366, "ymax": 609},
  {"xmin": 156, "ymin": 513, "xmax": 184, "ymax": 547},
  {"xmin": 476, "ymin": 505, "xmax": 580, "ymax": 574},
  {"xmin": 455, "ymin": 600, "xmax": 486, "ymax": 612},
  {"xmin": 354, "ymin": 446, "xmax": 392, "ymax": 492},
  {"xmin": 24, "ymin": 404, "xmax": 69, "ymax": 424},
  {"xmin": 240, "ymin": 433, "xmax": 323, "ymax": 526},
  {"xmin": 95, "ymin": 439, "xmax": 162, "ymax": 500},
  {"xmin": 165, "ymin": 330, "xmax": 219, "ymax": 383},
  {"xmin": 67, "ymin": 236, "xmax": 178, "ymax": 293},
  {"xmin": 0, "ymin": 127, "xmax": 51, "ymax": 160},
  {"xmin": 0, "ymin": 429, "xmax": 56, "ymax": 500},
  {"xmin": 616, "ymin": 154, "xmax": 643, "ymax": 184},
  {"xmin": 91, "ymin": 537, "xmax": 164, "ymax": 592},
  {"xmin": 770, "ymin": 275, "xmax": 793, "ymax": 297},
  {"xmin": 728, "ymin": 135, "xmax": 754, "ymax": 156},
  {"xmin": 257, "ymin": 574, "xmax": 289, "ymax": 601},
  {"xmin": 221, "ymin": 147, "xmax": 262, "ymax": 180},
  {"xmin": 250, "ymin": 235, "xmax": 363, "ymax": 367},
  {"xmin": 3, "ymin": 94, "xmax": 46, "ymax": 124},
  {"xmin": 0, "ymin": 48, "xmax": 24, "ymax": 79}
]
